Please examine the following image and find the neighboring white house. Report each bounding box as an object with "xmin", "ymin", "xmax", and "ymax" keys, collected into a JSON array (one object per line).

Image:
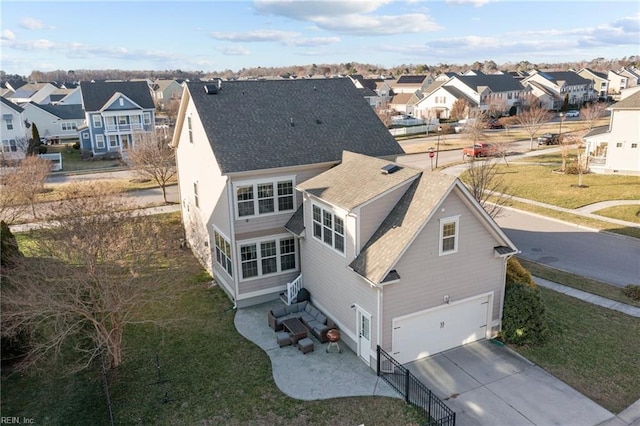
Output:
[
  {"xmin": 171, "ymin": 77, "xmax": 519, "ymax": 370},
  {"xmin": 584, "ymin": 90, "xmax": 640, "ymax": 175},
  {"xmin": 21, "ymin": 102, "xmax": 85, "ymax": 142},
  {"xmin": 607, "ymin": 70, "xmax": 628, "ymax": 96},
  {"xmin": 577, "ymin": 68, "xmax": 610, "ymax": 99},
  {"xmin": 414, "ymin": 72, "xmax": 527, "ymax": 119},
  {"xmin": 522, "ymin": 70, "xmax": 596, "ymax": 109},
  {"xmin": 1, "ymin": 97, "xmax": 28, "ymax": 161},
  {"xmin": 7, "ymin": 82, "xmax": 58, "ymax": 105}
]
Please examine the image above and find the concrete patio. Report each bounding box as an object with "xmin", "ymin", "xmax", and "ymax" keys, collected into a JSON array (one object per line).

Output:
[{"xmin": 233, "ymin": 299, "xmax": 400, "ymax": 401}]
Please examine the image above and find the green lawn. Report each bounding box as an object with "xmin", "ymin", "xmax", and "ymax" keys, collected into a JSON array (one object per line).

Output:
[
  {"xmin": 1, "ymin": 214, "xmax": 423, "ymax": 426},
  {"xmin": 509, "ymin": 287, "xmax": 640, "ymax": 414},
  {"xmin": 593, "ymin": 204, "xmax": 640, "ymax": 224},
  {"xmin": 46, "ymin": 143, "xmax": 123, "ymax": 172}
]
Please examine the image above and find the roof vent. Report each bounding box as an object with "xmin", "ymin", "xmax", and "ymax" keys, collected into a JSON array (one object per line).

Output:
[
  {"xmin": 381, "ymin": 164, "xmax": 400, "ymax": 174},
  {"xmin": 316, "ymin": 119, "xmax": 322, "ymax": 125},
  {"xmin": 290, "ymin": 118, "xmax": 294, "ymax": 127},
  {"xmin": 204, "ymin": 84, "xmax": 218, "ymax": 94}
]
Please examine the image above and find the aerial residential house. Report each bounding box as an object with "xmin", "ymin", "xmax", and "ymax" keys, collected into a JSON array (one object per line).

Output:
[
  {"xmin": 388, "ymin": 92, "xmax": 423, "ymax": 115},
  {"xmin": 390, "ymin": 75, "xmax": 434, "ymax": 95},
  {"xmin": 21, "ymin": 102, "xmax": 85, "ymax": 142},
  {"xmin": 618, "ymin": 67, "xmax": 640, "ymax": 88},
  {"xmin": 293, "ymin": 151, "xmax": 517, "ymax": 367},
  {"xmin": 349, "ymin": 76, "xmax": 393, "ymax": 109},
  {"xmin": 7, "ymin": 82, "xmax": 58, "ymax": 105},
  {"xmin": 414, "ymin": 81, "xmax": 477, "ymax": 120},
  {"xmin": 584, "ymin": 90, "xmax": 640, "ymax": 176},
  {"xmin": 77, "ymin": 81, "xmax": 156, "ymax": 156},
  {"xmin": 607, "ymin": 70, "xmax": 628, "ymax": 96},
  {"xmin": 171, "ymin": 78, "xmax": 405, "ymax": 309},
  {"xmin": 171, "ymin": 77, "xmax": 520, "ymax": 370},
  {"xmin": 416, "ymin": 72, "xmax": 527, "ymax": 119},
  {"xmin": 522, "ymin": 70, "xmax": 596, "ymax": 109},
  {"xmin": 1, "ymin": 97, "xmax": 28, "ymax": 161},
  {"xmin": 577, "ymin": 68, "xmax": 610, "ymax": 99},
  {"xmin": 151, "ymin": 79, "xmax": 184, "ymax": 109}
]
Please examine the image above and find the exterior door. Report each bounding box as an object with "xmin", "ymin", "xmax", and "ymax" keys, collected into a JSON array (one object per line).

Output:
[
  {"xmin": 121, "ymin": 134, "xmax": 130, "ymax": 151},
  {"xmin": 357, "ymin": 307, "xmax": 372, "ymax": 365}
]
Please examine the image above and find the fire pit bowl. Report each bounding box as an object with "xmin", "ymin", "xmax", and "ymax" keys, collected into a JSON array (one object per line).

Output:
[{"xmin": 326, "ymin": 329, "xmax": 340, "ymax": 343}]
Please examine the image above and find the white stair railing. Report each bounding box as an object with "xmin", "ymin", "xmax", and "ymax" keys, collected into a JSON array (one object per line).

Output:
[{"xmin": 286, "ymin": 274, "xmax": 302, "ymax": 305}]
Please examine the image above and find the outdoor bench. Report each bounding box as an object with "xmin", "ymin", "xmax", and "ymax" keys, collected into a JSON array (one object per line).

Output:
[{"xmin": 268, "ymin": 300, "xmax": 335, "ymax": 343}]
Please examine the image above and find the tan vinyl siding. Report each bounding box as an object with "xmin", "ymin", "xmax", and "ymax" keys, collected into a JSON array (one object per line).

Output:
[
  {"xmin": 357, "ymin": 180, "xmax": 414, "ymax": 254},
  {"xmin": 381, "ymin": 191, "xmax": 505, "ymax": 349},
  {"xmin": 299, "ymin": 199, "xmax": 379, "ymax": 352},
  {"xmin": 233, "ymin": 165, "xmax": 332, "ymax": 235},
  {"xmin": 238, "ymin": 269, "xmax": 298, "ymax": 295}
]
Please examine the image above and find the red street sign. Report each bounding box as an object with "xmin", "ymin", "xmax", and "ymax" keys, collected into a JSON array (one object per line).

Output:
[{"xmin": 429, "ymin": 151, "xmax": 435, "ymax": 158}]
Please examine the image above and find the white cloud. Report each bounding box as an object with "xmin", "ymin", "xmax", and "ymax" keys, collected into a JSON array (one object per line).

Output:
[
  {"xmin": 20, "ymin": 17, "xmax": 45, "ymax": 30},
  {"xmin": 1, "ymin": 29, "xmax": 16, "ymax": 40},
  {"xmin": 445, "ymin": 0, "xmax": 495, "ymax": 7},
  {"xmin": 314, "ymin": 13, "xmax": 440, "ymax": 35},
  {"xmin": 210, "ymin": 30, "xmax": 298, "ymax": 42},
  {"xmin": 253, "ymin": 0, "xmax": 393, "ymax": 20},
  {"xmin": 218, "ymin": 45, "xmax": 251, "ymax": 56}
]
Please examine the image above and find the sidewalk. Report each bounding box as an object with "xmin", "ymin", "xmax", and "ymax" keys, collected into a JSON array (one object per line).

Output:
[{"xmin": 534, "ymin": 277, "xmax": 640, "ymax": 318}]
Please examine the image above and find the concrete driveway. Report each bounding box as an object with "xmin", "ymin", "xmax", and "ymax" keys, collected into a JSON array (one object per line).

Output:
[{"xmin": 406, "ymin": 340, "xmax": 613, "ymax": 426}]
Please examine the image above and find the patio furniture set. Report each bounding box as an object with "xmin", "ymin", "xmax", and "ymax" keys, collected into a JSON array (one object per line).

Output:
[{"xmin": 268, "ymin": 299, "xmax": 340, "ymax": 355}]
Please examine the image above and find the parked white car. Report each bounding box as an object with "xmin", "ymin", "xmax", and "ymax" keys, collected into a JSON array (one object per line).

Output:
[{"xmin": 564, "ymin": 110, "xmax": 580, "ymax": 117}]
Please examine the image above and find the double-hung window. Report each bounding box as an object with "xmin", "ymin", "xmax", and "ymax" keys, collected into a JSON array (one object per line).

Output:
[
  {"xmin": 214, "ymin": 230, "xmax": 233, "ymax": 276},
  {"xmin": 235, "ymin": 178, "xmax": 295, "ymax": 218},
  {"xmin": 439, "ymin": 216, "xmax": 460, "ymax": 255},
  {"xmin": 239, "ymin": 236, "xmax": 297, "ymax": 280},
  {"xmin": 92, "ymin": 115, "xmax": 102, "ymax": 128},
  {"xmin": 312, "ymin": 205, "xmax": 345, "ymax": 254},
  {"xmin": 95, "ymin": 135, "xmax": 105, "ymax": 149}
]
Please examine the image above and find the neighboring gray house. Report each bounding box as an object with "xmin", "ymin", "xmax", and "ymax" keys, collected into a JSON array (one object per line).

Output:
[
  {"xmin": 172, "ymin": 77, "xmax": 518, "ymax": 369},
  {"xmin": 78, "ymin": 81, "xmax": 156, "ymax": 156},
  {"xmin": 7, "ymin": 82, "xmax": 58, "ymax": 105},
  {"xmin": 294, "ymin": 151, "xmax": 517, "ymax": 366}
]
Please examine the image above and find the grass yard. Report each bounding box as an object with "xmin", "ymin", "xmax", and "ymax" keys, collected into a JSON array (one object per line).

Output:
[
  {"xmin": 46, "ymin": 143, "xmax": 123, "ymax": 172},
  {"xmin": 1, "ymin": 213, "xmax": 423, "ymax": 426},
  {"xmin": 494, "ymin": 164, "xmax": 640, "ymax": 208},
  {"xmin": 517, "ymin": 258, "xmax": 640, "ymax": 308},
  {"xmin": 509, "ymin": 286, "xmax": 640, "ymax": 414},
  {"xmin": 593, "ymin": 204, "xmax": 640, "ymax": 224}
]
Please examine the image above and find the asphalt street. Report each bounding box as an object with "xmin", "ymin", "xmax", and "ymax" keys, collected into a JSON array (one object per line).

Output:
[{"xmin": 496, "ymin": 208, "xmax": 640, "ymax": 287}]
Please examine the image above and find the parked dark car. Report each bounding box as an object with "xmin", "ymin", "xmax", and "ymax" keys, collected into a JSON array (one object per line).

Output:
[{"xmin": 537, "ymin": 133, "xmax": 561, "ymax": 145}]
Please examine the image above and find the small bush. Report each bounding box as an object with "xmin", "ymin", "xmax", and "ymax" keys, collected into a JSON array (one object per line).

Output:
[
  {"xmin": 622, "ymin": 285, "xmax": 640, "ymax": 301},
  {"xmin": 506, "ymin": 257, "xmax": 536, "ymax": 288},
  {"xmin": 37, "ymin": 145, "xmax": 48, "ymax": 154},
  {"xmin": 501, "ymin": 281, "xmax": 548, "ymax": 345},
  {"xmin": 72, "ymin": 142, "xmax": 80, "ymax": 150}
]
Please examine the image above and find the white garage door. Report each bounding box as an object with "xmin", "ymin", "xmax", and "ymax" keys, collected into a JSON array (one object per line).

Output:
[{"xmin": 391, "ymin": 295, "xmax": 490, "ymax": 364}]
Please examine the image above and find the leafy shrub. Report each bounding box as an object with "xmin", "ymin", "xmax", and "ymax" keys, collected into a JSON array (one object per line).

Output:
[
  {"xmin": 506, "ymin": 257, "xmax": 536, "ymax": 288},
  {"xmin": 622, "ymin": 285, "xmax": 640, "ymax": 301},
  {"xmin": 501, "ymin": 281, "xmax": 548, "ymax": 345},
  {"xmin": 1, "ymin": 221, "xmax": 23, "ymax": 267},
  {"xmin": 73, "ymin": 142, "xmax": 80, "ymax": 150},
  {"xmin": 37, "ymin": 145, "xmax": 47, "ymax": 154}
]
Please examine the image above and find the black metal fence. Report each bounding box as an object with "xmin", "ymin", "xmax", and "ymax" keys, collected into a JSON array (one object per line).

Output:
[{"xmin": 377, "ymin": 346, "xmax": 456, "ymax": 426}]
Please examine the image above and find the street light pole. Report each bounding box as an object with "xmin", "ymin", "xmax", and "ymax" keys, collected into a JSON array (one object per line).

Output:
[
  {"xmin": 558, "ymin": 112, "xmax": 564, "ymax": 138},
  {"xmin": 435, "ymin": 126, "xmax": 442, "ymax": 169}
]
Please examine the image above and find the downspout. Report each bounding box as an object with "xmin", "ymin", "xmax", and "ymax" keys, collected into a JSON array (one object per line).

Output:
[
  {"xmin": 377, "ymin": 285, "xmax": 383, "ymax": 363},
  {"xmin": 226, "ymin": 176, "xmax": 238, "ymax": 310}
]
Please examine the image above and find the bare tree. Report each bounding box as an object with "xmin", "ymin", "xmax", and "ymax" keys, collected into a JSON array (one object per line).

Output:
[
  {"xmin": 516, "ymin": 94, "xmax": 553, "ymax": 150},
  {"xmin": 461, "ymin": 158, "xmax": 511, "ymax": 219},
  {"xmin": 486, "ymin": 98, "xmax": 508, "ymax": 119},
  {"xmin": 460, "ymin": 108, "xmax": 487, "ymax": 143},
  {"xmin": 0, "ymin": 156, "xmax": 52, "ymax": 221},
  {"xmin": 450, "ymin": 98, "xmax": 469, "ymax": 121},
  {"xmin": 125, "ymin": 133, "xmax": 177, "ymax": 204},
  {"xmin": 1, "ymin": 182, "xmax": 185, "ymax": 372},
  {"xmin": 580, "ymin": 101, "xmax": 608, "ymax": 133},
  {"xmin": 375, "ymin": 106, "xmax": 393, "ymax": 128}
]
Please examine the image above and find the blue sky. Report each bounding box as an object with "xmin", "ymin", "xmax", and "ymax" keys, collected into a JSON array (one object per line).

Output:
[{"xmin": 1, "ymin": 0, "xmax": 639, "ymax": 76}]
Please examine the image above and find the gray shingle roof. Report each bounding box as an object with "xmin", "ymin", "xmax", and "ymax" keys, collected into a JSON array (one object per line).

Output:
[
  {"xmin": 349, "ymin": 171, "xmax": 457, "ymax": 285},
  {"xmin": 536, "ymin": 71, "xmax": 591, "ymax": 86},
  {"xmin": 80, "ymin": 81, "xmax": 154, "ymax": 112},
  {"xmin": 296, "ymin": 151, "xmax": 422, "ymax": 211},
  {"xmin": 455, "ymin": 74, "xmax": 525, "ymax": 93},
  {"xmin": 186, "ymin": 78, "xmax": 404, "ymax": 174},
  {"xmin": 397, "ymin": 75, "xmax": 428, "ymax": 85},
  {"xmin": 442, "ymin": 86, "xmax": 478, "ymax": 107},
  {"xmin": 284, "ymin": 205, "xmax": 305, "ymax": 236},
  {"xmin": 31, "ymin": 102, "xmax": 84, "ymax": 120},
  {"xmin": 1, "ymin": 96, "xmax": 24, "ymax": 113}
]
